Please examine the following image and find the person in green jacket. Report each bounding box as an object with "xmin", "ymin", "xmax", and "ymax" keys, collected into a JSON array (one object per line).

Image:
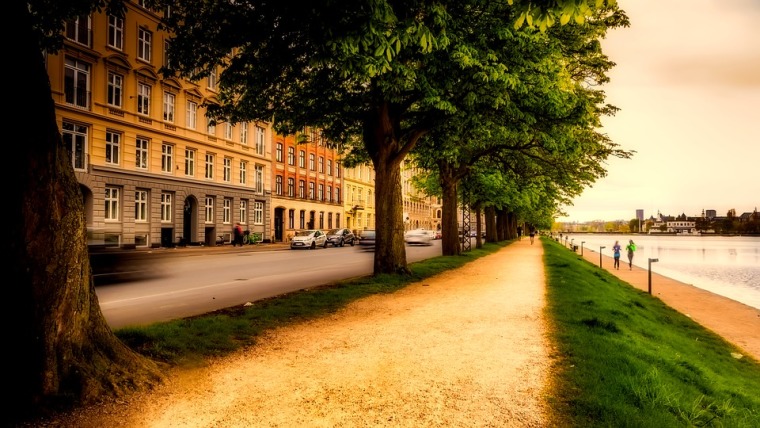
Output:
[{"xmin": 625, "ymin": 240, "xmax": 637, "ymax": 270}]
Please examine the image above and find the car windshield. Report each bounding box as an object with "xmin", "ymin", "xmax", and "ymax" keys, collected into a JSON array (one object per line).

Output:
[
  {"xmin": 295, "ymin": 230, "xmax": 314, "ymax": 237},
  {"xmin": 327, "ymin": 229, "xmax": 341, "ymax": 235}
]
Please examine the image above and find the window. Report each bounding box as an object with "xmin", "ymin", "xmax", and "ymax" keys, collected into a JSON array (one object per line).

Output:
[
  {"xmin": 254, "ymin": 165, "xmax": 264, "ymax": 193},
  {"xmin": 163, "ymin": 40, "xmax": 171, "ymax": 69},
  {"xmin": 207, "ymin": 116, "xmax": 215, "ymax": 135},
  {"xmin": 288, "ymin": 209, "xmax": 295, "ymax": 229},
  {"xmin": 318, "ymin": 184, "xmax": 324, "ymax": 201},
  {"xmin": 208, "ymin": 68, "xmax": 217, "ymax": 90},
  {"xmin": 136, "ymin": 137, "xmax": 149, "ymax": 169},
  {"xmin": 105, "ymin": 186, "xmax": 120, "ymax": 221},
  {"xmin": 276, "ymin": 142, "xmax": 283, "ymax": 162},
  {"xmin": 308, "ymin": 182, "xmax": 315, "ymax": 200},
  {"xmin": 299, "ymin": 210, "xmax": 305, "ymax": 229},
  {"xmin": 186, "ymin": 101, "xmax": 197, "ymax": 129},
  {"xmin": 161, "ymin": 192, "xmax": 172, "ymax": 222},
  {"xmin": 298, "ymin": 180, "xmax": 305, "ymax": 199},
  {"xmin": 240, "ymin": 123, "xmax": 248, "ymax": 145},
  {"xmin": 205, "ymin": 153, "xmax": 214, "ymax": 179},
  {"xmin": 319, "ymin": 212, "xmax": 324, "ymax": 229},
  {"xmin": 255, "ymin": 125, "xmax": 265, "ymax": 155},
  {"xmin": 64, "ymin": 58, "xmax": 90, "ymax": 108},
  {"xmin": 137, "ymin": 27, "xmax": 152, "ymax": 63},
  {"xmin": 184, "ymin": 148, "xmax": 195, "ymax": 176},
  {"xmin": 205, "ymin": 197, "xmax": 214, "ymax": 224},
  {"xmin": 309, "ymin": 153, "xmax": 315, "ymax": 170},
  {"xmin": 335, "ymin": 187, "xmax": 341, "ymax": 203},
  {"xmin": 318, "ymin": 156, "xmax": 324, "ymax": 173},
  {"xmin": 161, "ymin": 143, "xmax": 173, "ymax": 173},
  {"xmin": 62, "ymin": 121, "xmax": 87, "ymax": 171},
  {"xmin": 336, "ymin": 213, "xmax": 341, "ymax": 228},
  {"xmin": 135, "ymin": 190, "xmax": 148, "ymax": 222},
  {"xmin": 107, "ymin": 15, "xmax": 123, "ymax": 50},
  {"xmin": 224, "ymin": 122, "xmax": 232, "ymax": 140},
  {"xmin": 253, "ymin": 202, "xmax": 263, "ymax": 225},
  {"xmin": 326, "ymin": 187, "xmax": 332, "ymax": 203},
  {"xmin": 287, "ymin": 146, "xmax": 295, "ymax": 165},
  {"xmin": 163, "ymin": 92, "xmax": 175, "ymax": 122},
  {"xmin": 275, "ymin": 175, "xmax": 283, "ymax": 195},
  {"xmin": 107, "ymin": 72, "xmax": 123, "ymax": 108},
  {"xmin": 137, "ymin": 82, "xmax": 151, "ymax": 116},
  {"xmin": 239, "ymin": 161, "xmax": 247, "ymax": 185},
  {"xmin": 287, "ymin": 178, "xmax": 294, "ymax": 197},
  {"xmin": 328, "ymin": 213, "xmax": 333, "ymax": 229},
  {"xmin": 65, "ymin": 15, "xmax": 90, "ymax": 46},
  {"xmin": 223, "ymin": 158, "xmax": 231, "ymax": 182},
  {"xmin": 336, "ymin": 163, "xmax": 341, "ymax": 178},
  {"xmin": 299, "ymin": 150, "xmax": 305, "ymax": 168},
  {"xmin": 239, "ymin": 200, "xmax": 248, "ymax": 224},
  {"xmin": 223, "ymin": 198, "xmax": 231, "ymax": 223},
  {"xmin": 327, "ymin": 159, "xmax": 332, "ymax": 176},
  {"xmin": 105, "ymin": 131, "xmax": 121, "ymax": 165}
]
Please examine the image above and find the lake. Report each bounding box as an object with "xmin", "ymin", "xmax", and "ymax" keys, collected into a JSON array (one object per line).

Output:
[{"xmin": 556, "ymin": 234, "xmax": 760, "ymax": 311}]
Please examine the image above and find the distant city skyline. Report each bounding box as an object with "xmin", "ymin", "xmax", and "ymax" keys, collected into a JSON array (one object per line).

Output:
[{"xmin": 557, "ymin": 206, "xmax": 758, "ymax": 224}]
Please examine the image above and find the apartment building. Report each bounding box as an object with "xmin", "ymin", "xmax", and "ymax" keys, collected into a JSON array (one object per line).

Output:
[
  {"xmin": 271, "ymin": 129, "xmax": 343, "ymax": 242},
  {"xmin": 343, "ymin": 163, "xmax": 376, "ymax": 234},
  {"xmin": 47, "ymin": 3, "xmax": 272, "ymax": 248},
  {"xmin": 401, "ymin": 160, "xmax": 438, "ymax": 232}
]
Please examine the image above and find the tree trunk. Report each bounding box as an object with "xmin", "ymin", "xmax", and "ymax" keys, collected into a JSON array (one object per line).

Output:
[
  {"xmin": 485, "ymin": 206, "xmax": 497, "ymax": 243},
  {"xmin": 8, "ymin": 4, "xmax": 163, "ymax": 422},
  {"xmin": 439, "ymin": 173, "xmax": 461, "ymax": 256},
  {"xmin": 366, "ymin": 102, "xmax": 409, "ymax": 274}
]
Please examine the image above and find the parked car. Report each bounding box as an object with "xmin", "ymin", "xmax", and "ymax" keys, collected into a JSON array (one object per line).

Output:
[
  {"xmin": 357, "ymin": 229, "xmax": 377, "ymax": 250},
  {"xmin": 325, "ymin": 228, "xmax": 356, "ymax": 247},
  {"xmin": 290, "ymin": 229, "xmax": 328, "ymax": 249},
  {"xmin": 434, "ymin": 230, "xmax": 442, "ymax": 239},
  {"xmin": 405, "ymin": 228, "xmax": 434, "ymax": 246}
]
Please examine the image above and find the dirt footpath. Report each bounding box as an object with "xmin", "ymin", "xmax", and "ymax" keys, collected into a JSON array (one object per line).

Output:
[{"xmin": 66, "ymin": 240, "xmax": 553, "ymax": 427}]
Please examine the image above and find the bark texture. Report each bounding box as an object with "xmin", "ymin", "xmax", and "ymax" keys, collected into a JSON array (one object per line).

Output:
[{"xmin": 8, "ymin": 4, "xmax": 164, "ymax": 423}]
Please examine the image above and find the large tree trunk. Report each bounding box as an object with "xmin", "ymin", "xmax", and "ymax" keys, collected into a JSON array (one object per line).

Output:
[
  {"xmin": 7, "ymin": 4, "xmax": 163, "ymax": 422},
  {"xmin": 439, "ymin": 173, "xmax": 461, "ymax": 256},
  {"xmin": 366, "ymin": 102, "xmax": 409, "ymax": 274}
]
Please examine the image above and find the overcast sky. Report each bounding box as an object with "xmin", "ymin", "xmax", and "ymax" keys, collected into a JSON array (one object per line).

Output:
[{"xmin": 556, "ymin": 0, "xmax": 760, "ymax": 223}]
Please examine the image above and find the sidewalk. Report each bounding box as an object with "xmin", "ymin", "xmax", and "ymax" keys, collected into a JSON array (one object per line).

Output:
[{"xmin": 575, "ymin": 243, "xmax": 760, "ymax": 362}]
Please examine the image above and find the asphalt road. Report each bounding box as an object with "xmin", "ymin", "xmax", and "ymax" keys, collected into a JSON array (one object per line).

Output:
[{"xmin": 96, "ymin": 240, "xmax": 443, "ymax": 329}]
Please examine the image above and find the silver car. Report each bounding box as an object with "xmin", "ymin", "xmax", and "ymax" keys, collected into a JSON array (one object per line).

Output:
[
  {"xmin": 404, "ymin": 228, "xmax": 434, "ymax": 246},
  {"xmin": 290, "ymin": 229, "xmax": 328, "ymax": 249}
]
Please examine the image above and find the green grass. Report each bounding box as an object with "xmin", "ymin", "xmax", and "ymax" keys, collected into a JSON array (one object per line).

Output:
[
  {"xmin": 115, "ymin": 238, "xmax": 760, "ymax": 426},
  {"xmin": 543, "ymin": 237, "xmax": 760, "ymax": 427}
]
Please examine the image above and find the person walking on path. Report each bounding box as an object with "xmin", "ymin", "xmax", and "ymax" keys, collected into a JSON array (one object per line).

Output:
[
  {"xmin": 625, "ymin": 239, "xmax": 636, "ymax": 270},
  {"xmin": 529, "ymin": 228, "xmax": 536, "ymax": 244},
  {"xmin": 612, "ymin": 240, "xmax": 621, "ymax": 270}
]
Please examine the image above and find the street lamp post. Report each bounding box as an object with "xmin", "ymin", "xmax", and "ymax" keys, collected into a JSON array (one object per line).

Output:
[
  {"xmin": 599, "ymin": 246, "xmax": 606, "ymax": 268},
  {"xmin": 648, "ymin": 258, "xmax": 659, "ymax": 294},
  {"xmin": 581, "ymin": 241, "xmax": 585, "ymax": 256}
]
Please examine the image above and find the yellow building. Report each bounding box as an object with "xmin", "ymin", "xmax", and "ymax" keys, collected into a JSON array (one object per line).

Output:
[
  {"xmin": 47, "ymin": 3, "xmax": 272, "ymax": 248},
  {"xmin": 401, "ymin": 160, "xmax": 438, "ymax": 232},
  {"xmin": 343, "ymin": 163, "xmax": 376, "ymax": 234}
]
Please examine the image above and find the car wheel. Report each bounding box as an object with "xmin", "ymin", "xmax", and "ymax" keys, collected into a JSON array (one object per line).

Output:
[
  {"xmin": 350, "ymin": 239, "xmax": 355, "ymax": 246},
  {"xmin": 323, "ymin": 241, "xmax": 328, "ymax": 248},
  {"xmin": 339, "ymin": 239, "xmax": 344, "ymax": 247},
  {"xmin": 310, "ymin": 242, "xmax": 316, "ymax": 249}
]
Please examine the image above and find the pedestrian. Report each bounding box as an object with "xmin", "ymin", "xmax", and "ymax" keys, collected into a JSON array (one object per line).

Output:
[
  {"xmin": 517, "ymin": 226, "xmax": 523, "ymax": 240},
  {"xmin": 612, "ymin": 240, "xmax": 621, "ymax": 270},
  {"xmin": 529, "ymin": 228, "xmax": 536, "ymax": 245},
  {"xmin": 233, "ymin": 222, "xmax": 243, "ymax": 246},
  {"xmin": 625, "ymin": 239, "xmax": 636, "ymax": 270}
]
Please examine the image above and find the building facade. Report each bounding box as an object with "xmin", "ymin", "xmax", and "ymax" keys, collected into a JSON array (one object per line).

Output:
[
  {"xmin": 48, "ymin": 3, "xmax": 272, "ymax": 248},
  {"xmin": 343, "ymin": 163, "xmax": 376, "ymax": 234},
  {"xmin": 270, "ymin": 129, "xmax": 343, "ymax": 242}
]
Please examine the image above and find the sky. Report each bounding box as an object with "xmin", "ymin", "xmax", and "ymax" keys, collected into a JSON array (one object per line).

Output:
[{"xmin": 556, "ymin": 0, "xmax": 760, "ymax": 223}]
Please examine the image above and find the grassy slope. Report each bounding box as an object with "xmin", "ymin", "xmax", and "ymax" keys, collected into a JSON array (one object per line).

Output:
[{"xmin": 543, "ymin": 237, "xmax": 760, "ymax": 427}]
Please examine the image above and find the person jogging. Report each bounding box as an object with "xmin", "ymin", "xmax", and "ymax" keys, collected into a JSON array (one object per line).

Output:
[
  {"xmin": 625, "ymin": 239, "xmax": 636, "ymax": 270},
  {"xmin": 612, "ymin": 240, "xmax": 621, "ymax": 270}
]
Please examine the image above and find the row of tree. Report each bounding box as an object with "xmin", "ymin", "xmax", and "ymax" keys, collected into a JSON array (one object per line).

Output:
[{"xmin": 10, "ymin": 0, "xmax": 630, "ymax": 422}]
